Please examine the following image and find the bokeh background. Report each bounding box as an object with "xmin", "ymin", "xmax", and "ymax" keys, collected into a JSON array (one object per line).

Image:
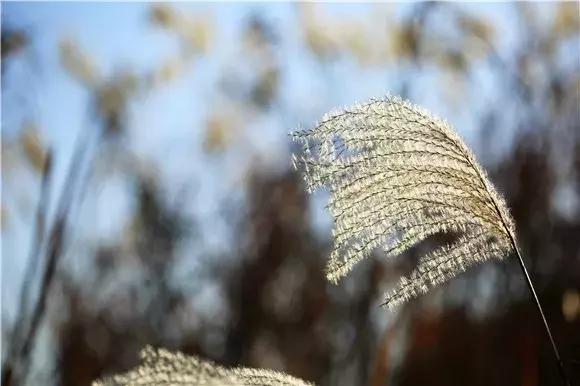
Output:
[{"xmin": 2, "ymin": 2, "xmax": 579, "ymax": 386}]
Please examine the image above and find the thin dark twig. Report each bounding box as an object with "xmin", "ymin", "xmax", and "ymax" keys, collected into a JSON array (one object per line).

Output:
[
  {"xmin": 461, "ymin": 148, "xmax": 571, "ymax": 386},
  {"xmin": 510, "ymin": 239, "xmax": 570, "ymax": 386},
  {"xmin": 17, "ymin": 219, "xmax": 66, "ymax": 369},
  {"xmin": 6, "ymin": 128, "xmax": 94, "ymax": 385},
  {"xmin": 14, "ymin": 150, "xmax": 53, "ymax": 341},
  {"xmin": 19, "ymin": 132, "xmax": 91, "ymax": 371}
]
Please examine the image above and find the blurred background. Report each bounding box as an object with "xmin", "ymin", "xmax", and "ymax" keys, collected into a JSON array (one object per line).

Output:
[{"xmin": 1, "ymin": 2, "xmax": 579, "ymax": 386}]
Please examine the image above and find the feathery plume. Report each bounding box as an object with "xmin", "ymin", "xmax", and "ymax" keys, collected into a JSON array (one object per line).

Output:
[
  {"xmin": 94, "ymin": 346, "xmax": 313, "ymax": 386},
  {"xmin": 291, "ymin": 96, "xmax": 517, "ymax": 308}
]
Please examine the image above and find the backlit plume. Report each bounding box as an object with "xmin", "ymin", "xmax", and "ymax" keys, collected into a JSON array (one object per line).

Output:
[
  {"xmin": 291, "ymin": 96, "xmax": 517, "ymax": 308},
  {"xmin": 94, "ymin": 346, "xmax": 313, "ymax": 386}
]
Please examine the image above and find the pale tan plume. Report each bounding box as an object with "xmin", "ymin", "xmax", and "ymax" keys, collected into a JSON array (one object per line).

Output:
[
  {"xmin": 291, "ymin": 96, "xmax": 517, "ymax": 308},
  {"xmin": 94, "ymin": 346, "xmax": 313, "ymax": 386}
]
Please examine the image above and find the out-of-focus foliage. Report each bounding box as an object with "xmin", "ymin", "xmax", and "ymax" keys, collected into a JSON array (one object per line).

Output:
[
  {"xmin": 1, "ymin": 3, "xmax": 579, "ymax": 386},
  {"xmin": 1, "ymin": 29, "xmax": 27, "ymax": 62},
  {"xmin": 19, "ymin": 123, "xmax": 48, "ymax": 174},
  {"xmin": 151, "ymin": 4, "xmax": 213, "ymax": 56},
  {"xmin": 60, "ymin": 39, "xmax": 100, "ymax": 88}
]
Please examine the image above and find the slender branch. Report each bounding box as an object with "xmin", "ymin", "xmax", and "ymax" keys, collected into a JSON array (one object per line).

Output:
[
  {"xmin": 4, "ymin": 128, "xmax": 94, "ymax": 385},
  {"xmin": 14, "ymin": 151, "xmax": 53, "ymax": 341},
  {"xmin": 509, "ymin": 236, "xmax": 570, "ymax": 386},
  {"xmin": 465, "ymin": 155, "xmax": 569, "ymax": 386},
  {"xmin": 1, "ymin": 152, "xmax": 53, "ymax": 386},
  {"xmin": 21, "ymin": 131, "xmax": 91, "ymax": 370}
]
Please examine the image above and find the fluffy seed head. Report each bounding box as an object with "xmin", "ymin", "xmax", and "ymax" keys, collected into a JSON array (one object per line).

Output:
[
  {"xmin": 291, "ymin": 96, "xmax": 516, "ymax": 307},
  {"xmin": 94, "ymin": 346, "xmax": 313, "ymax": 386}
]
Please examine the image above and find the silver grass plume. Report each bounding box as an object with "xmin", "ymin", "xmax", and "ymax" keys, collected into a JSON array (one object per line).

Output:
[
  {"xmin": 291, "ymin": 96, "xmax": 517, "ymax": 308},
  {"xmin": 94, "ymin": 346, "xmax": 313, "ymax": 386}
]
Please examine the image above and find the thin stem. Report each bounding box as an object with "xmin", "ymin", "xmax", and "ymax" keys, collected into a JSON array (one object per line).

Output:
[
  {"xmin": 14, "ymin": 151, "xmax": 53, "ymax": 341},
  {"xmin": 22, "ymin": 134, "xmax": 89, "ymax": 367},
  {"xmin": 466, "ymin": 155, "xmax": 569, "ymax": 385},
  {"xmin": 4, "ymin": 128, "xmax": 94, "ymax": 386},
  {"xmin": 509, "ymin": 235, "xmax": 570, "ymax": 386},
  {"xmin": 2, "ymin": 153, "xmax": 53, "ymax": 386}
]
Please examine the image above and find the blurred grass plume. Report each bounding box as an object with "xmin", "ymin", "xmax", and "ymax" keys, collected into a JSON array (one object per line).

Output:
[{"xmin": 94, "ymin": 346, "xmax": 313, "ymax": 386}]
